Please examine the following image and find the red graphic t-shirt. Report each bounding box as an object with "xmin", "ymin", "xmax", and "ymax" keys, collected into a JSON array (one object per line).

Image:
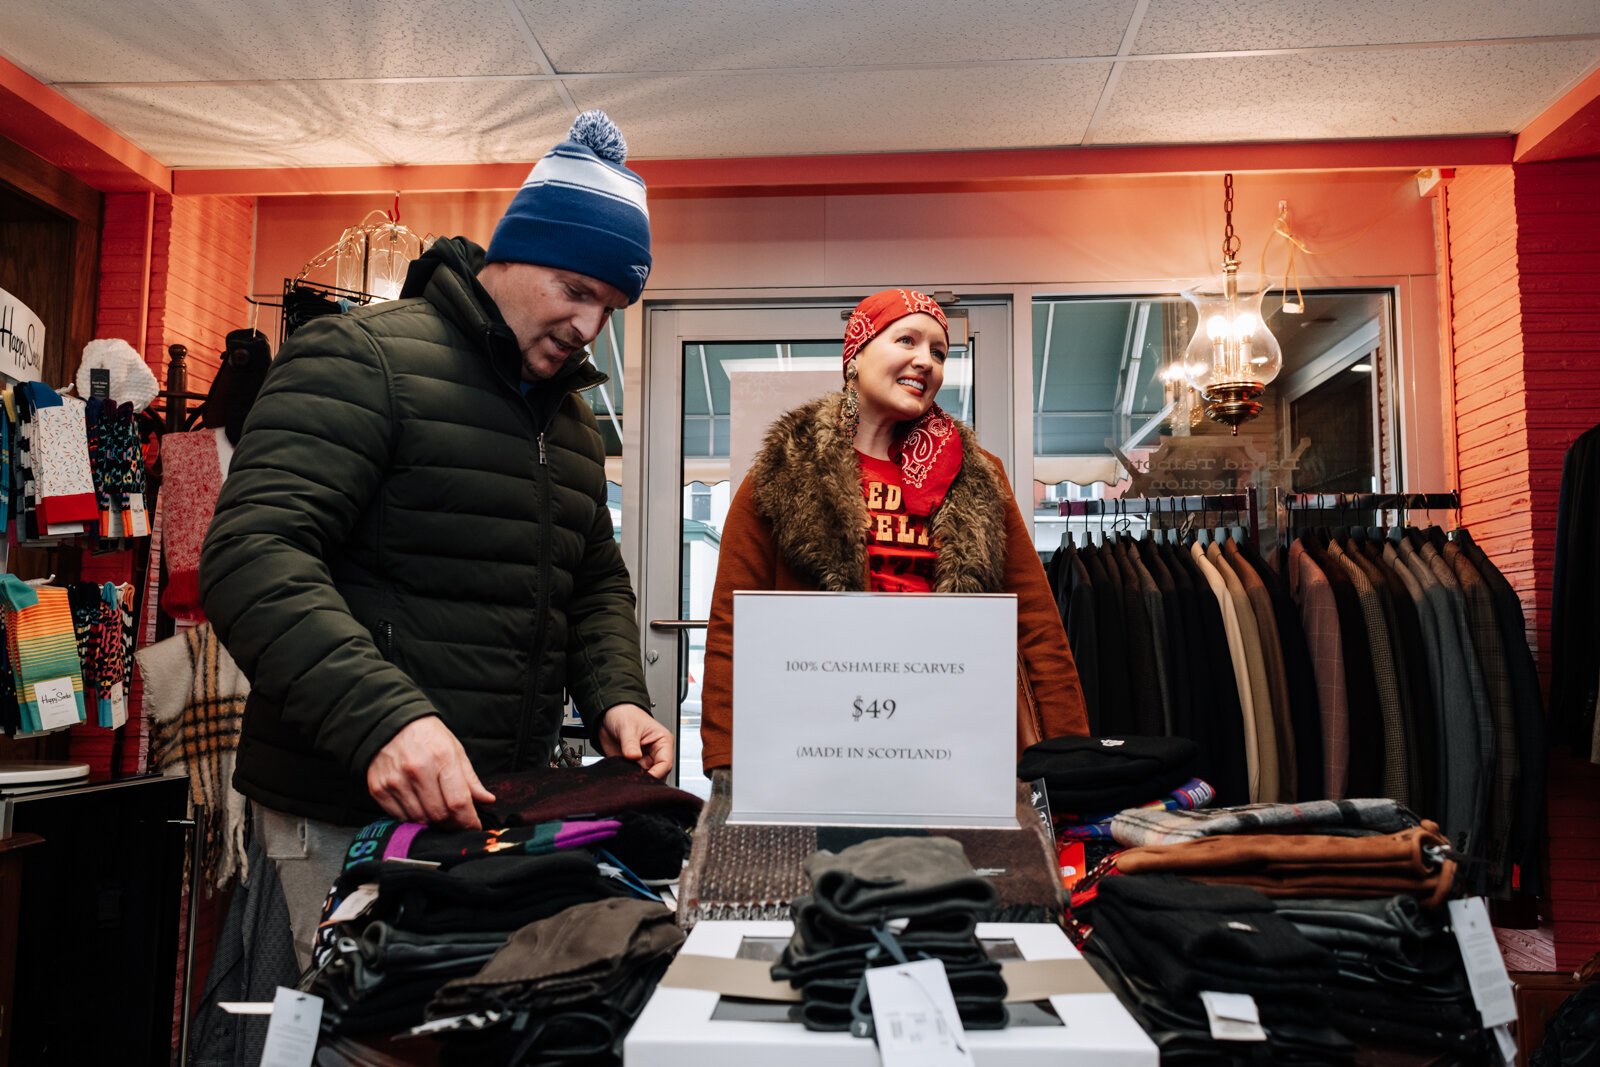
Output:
[{"xmin": 858, "ymin": 451, "xmax": 937, "ymax": 593}]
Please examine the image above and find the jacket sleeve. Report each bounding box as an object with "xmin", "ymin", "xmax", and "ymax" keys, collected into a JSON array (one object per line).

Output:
[
  {"xmin": 700, "ymin": 475, "xmax": 778, "ymax": 771},
  {"xmin": 562, "ymin": 402, "xmax": 652, "ymax": 738},
  {"xmin": 995, "ymin": 465, "xmax": 1090, "ymax": 743},
  {"xmin": 199, "ymin": 316, "xmax": 438, "ymax": 775}
]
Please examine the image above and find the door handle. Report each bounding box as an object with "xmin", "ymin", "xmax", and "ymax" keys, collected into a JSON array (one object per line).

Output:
[{"xmin": 648, "ymin": 619, "xmax": 708, "ymax": 630}]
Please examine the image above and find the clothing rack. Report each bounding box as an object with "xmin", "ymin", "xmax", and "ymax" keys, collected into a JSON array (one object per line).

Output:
[
  {"xmin": 1279, "ymin": 491, "xmax": 1460, "ymax": 538},
  {"xmin": 1059, "ymin": 488, "xmax": 1260, "ymax": 545}
]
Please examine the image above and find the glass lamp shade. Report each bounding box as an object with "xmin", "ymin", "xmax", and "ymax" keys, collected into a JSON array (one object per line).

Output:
[
  {"xmin": 1179, "ymin": 270, "xmax": 1283, "ymax": 430},
  {"xmin": 334, "ymin": 219, "xmax": 422, "ymax": 303}
]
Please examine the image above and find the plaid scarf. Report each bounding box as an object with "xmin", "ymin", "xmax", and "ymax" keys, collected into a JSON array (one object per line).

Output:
[{"xmin": 140, "ymin": 622, "xmax": 250, "ymax": 888}]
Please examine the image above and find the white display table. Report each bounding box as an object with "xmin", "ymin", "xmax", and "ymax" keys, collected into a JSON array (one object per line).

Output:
[{"xmin": 625, "ymin": 920, "xmax": 1158, "ymax": 1066}]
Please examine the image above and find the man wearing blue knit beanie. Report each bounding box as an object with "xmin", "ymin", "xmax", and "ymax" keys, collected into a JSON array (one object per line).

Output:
[{"xmin": 202, "ymin": 111, "xmax": 672, "ymax": 967}]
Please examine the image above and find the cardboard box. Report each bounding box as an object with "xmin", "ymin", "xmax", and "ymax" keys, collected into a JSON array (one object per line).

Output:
[{"xmin": 625, "ymin": 921, "xmax": 1157, "ymax": 1066}]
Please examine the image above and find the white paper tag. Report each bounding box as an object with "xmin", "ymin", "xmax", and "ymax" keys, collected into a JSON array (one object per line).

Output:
[
  {"xmin": 128, "ymin": 492, "xmax": 146, "ymax": 519},
  {"xmin": 259, "ymin": 987, "xmax": 322, "ymax": 1067},
  {"xmin": 1199, "ymin": 991, "xmax": 1268, "ymax": 1042},
  {"xmin": 109, "ymin": 682, "xmax": 127, "ymax": 729},
  {"xmin": 1448, "ymin": 897, "xmax": 1518, "ymax": 1028},
  {"xmin": 34, "ymin": 676, "xmax": 80, "ymax": 730},
  {"xmin": 327, "ymin": 884, "xmax": 378, "ymax": 925},
  {"xmin": 1493, "ymin": 1022, "xmax": 1517, "ymax": 1064},
  {"xmin": 865, "ymin": 959, "xmax": 976, "ymax": 1067}
]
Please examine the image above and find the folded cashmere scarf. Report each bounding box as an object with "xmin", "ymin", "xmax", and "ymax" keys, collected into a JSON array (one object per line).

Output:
[
  {"xmin": 1018, "ymin": 734, "xmax": 1199, "ymax": 813},
  {"xmin": 1111, "ymin": 797, "xmax": 1420, "ymax": 847},
  {"xmin": 479, "ymin": 757, "xmax": 704, "ymax": 827}
]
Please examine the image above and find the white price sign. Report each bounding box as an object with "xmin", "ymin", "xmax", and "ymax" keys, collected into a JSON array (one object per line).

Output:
[
  {"xmin": 731, "ymin": 592, "xmax": 1017, "ymax": 827},
  {"xmin": 0, "ymin": 286, "xmax": 45, "ymax": 384}
]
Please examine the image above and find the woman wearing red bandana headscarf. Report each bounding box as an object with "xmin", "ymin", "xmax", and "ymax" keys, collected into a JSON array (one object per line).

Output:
[{"xmin": 700, "ymin": 289, "xmax": 1089, "ymax": 772}]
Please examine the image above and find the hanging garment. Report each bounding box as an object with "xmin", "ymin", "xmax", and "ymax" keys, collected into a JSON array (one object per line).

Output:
[
  {"xmin": 199, "ymin": 329, "xmax": 272, "ymax": 446},
  {"xmin": 1139, "ymin": 539, "xmax": 1193, "ymax": 744},
  {"xmin": 1225, "ymin": 539, "xmax": 1297, "ymax": 800},
  {"xmin": 1303, "ymin": 537, "xmax": 1386, "ymax": 798},
  {"xmin": 1053, "ymin": 543, "xmax": 1102, "ymax": 733},
  {"xmin": 1208, "ymin": 542, "xmax": 1281, "ymax": 802},
  {"xmin": 158, "ymin": 429, "xmax": 226, "ymax": 621},
  {"xmin": 1082, "ymin": 545, "xmax": 1134, "ymax": 736},
  {"xmin": 1358, "ymin": 537, "xmax": 1439, "ymax": 820},
  {"xmin": 1444, "ymin": 540, "xmax": 1519, "ymax": 897},
  {"xmin": 1112, "ymin": 540, "xmax": 1164, "ymax": 736},
  {"xmin": 16, "ymin": 383, "xmax": 96, "ymax": 535},
  {"xmin": 1237, "ymin": 539, "xmax": 1324, "ymax": 802},
  {"xmin": 1166, "ymin": 541, "xmax": 1249, "ymax": 806},
  {"xmin": 1126, "ymin": 542, "xmax": 1174, "ymax": 734},
  {"xmin": 1552, "ymin": 422, "xmax": 1600, "ymax": 753},
  {"xmin": 1192, "ymin": 541, "xmax": 1263, "ymax": 802},
  {"xmin": 1289, "ymin": 541, "xmax": 1351, "ymax": 798},
  {"xmin": 1328, "ymin": 540, "xmax": 1410, "ymax": 807},
  {"xmin": 140, "ymin": 622, "xmax": 251, "ymax": 888}
]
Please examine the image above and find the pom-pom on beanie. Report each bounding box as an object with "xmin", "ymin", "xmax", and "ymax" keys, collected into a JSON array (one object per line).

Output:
[{"xmin": 486, "ymin": 110, "xmax": 652, "ymax": 304}]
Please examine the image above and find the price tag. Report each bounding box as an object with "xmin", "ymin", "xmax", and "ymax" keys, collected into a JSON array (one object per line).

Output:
[
  {"xmin": 1199, "ymin": 991, "xmax": 1267, "ymax": 1042},
  {"xmin": 89, "ymin": 368, "xmax": 111, "ymax": 399},
  {"xmin": 864, "ymin": 959, "xmax": 976, "ymax": 1067},
  {"xmin": 1493, "ymin": 1023, "xmax": 1517, "ymax": 1065},
  {"xmin": 327, "ymin": 884, "xmax": 378, "ymax": 924},
  {"xmin": 34, "ymin": 677, "xmax": 80, "ymax": 730},
  {"xmin": 259, "ymin": 986, "xmax": 322, "ymax": 1067},
  {"xmin": 128, "ymin": 493, "xmax": 147, "ymax": 521},
  {"xmin": 108, "ymin": 682, "xmax": 127, "ymax": 729},
  {"xmin": 1448, "ymin": 897, "xmax": 1517, "ymax": 1028}
]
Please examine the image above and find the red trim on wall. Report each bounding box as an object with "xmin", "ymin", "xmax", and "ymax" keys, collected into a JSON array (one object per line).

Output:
[
  {"xmin": 1515, "ymin": 64, "xmax": 1600, "ymax": 164},
  {"xmin": 171, "ymin": 136, "xmax": 1517, "ymax": 198},
  {"xmin": 0, "ymin": 55, "xmax": 170, "ymax": 193}
]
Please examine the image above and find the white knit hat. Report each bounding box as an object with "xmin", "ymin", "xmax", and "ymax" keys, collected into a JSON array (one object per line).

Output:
[{"xmin": 75, "ymin": 338, "xmax": 160, "ymax": 412}]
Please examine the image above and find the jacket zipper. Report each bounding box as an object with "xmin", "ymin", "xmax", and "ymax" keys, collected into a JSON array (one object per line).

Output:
[
  {"xmin": 380, "ymin": 620, "xmax": 394, "ymax": 658},
  {"xmin": 513, "ymin": 411, "xmax": 559, "ymax": 767}
]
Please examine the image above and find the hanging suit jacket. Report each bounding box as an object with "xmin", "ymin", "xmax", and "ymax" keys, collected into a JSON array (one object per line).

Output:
[
  {"xmin": 1083, "ymin": 545, "xmax": 1134, "ymax": 736},
  {"xmin": 1206, "ymin": 542, "xmax": 1280, "ymax": 802},
  {"xmin": 1129, "ymin": 544, "xmax": 1174, "ymax": 735},
  {"xmin": 1239, "ymin": 540, "xmax": 1323, "ymax": 802},
  {"xmin": 1303, "ymin": 537, "xmax": 1385, "ymax": 799},
  {"xmin": 1329, "ymin": 540, "xmax": 1410, "ymax": 808},
  {"xmin": 1168, "ymin": 542, "xmax": 1250, "ymax": 807},
  {"xmin": 1459, "ymin": 530, "xmax": 1547, "ymax": 898},
  {"xmin": 1226, "ymin": 539, "xmax": 1298, "ymax": 800},
  {"xmin": 1446, "ymin": 542, "xmax": 1519, "ymax": 898},
  {"xmin": 1112, "ymin": 539, "xmax": 1165, "ymax": 737},
  {"xmin": 1290, "ymin": 542, "xmax": 1349, "ymax": 798},
  {"xmin": 1140, "ymin": 539, "xmax": 1192, "ymax": 742},
  {"xmin": 1345, "ymin": 539, "xmax": 1423, "ymax": 802},
  {"xmin": 1193, "ymin": 542, "xmax": 1264, "ymax": 802},
  {"xmin": 1552, "ymin": 422, "xmax": 1600, "ymax": 753},
  {"xmin": 1396, "ymin": 538, "xmax": 1484, "ymax": 855},
  {"xmin": 1421, "ymin": 541, "xmax": 1497, "ymax": 841},
  {"xmin": 1056, "ymin": 544, "xmax": 1103, "ymax": 735},
  {"xmin": 1360, "ymin": 537, "xmax": 1441, "ymax": 823}
]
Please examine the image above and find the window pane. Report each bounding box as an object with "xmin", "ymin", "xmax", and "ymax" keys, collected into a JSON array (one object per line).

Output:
[{"xmin": 1031, "ymin": 291, "xmax": 1394, "ymax": 555}]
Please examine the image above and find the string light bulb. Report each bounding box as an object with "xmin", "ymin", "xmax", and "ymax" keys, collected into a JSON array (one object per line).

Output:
[{"xmin": 1181, "ymin": 174, "xmax": 1283, "ymax": 434}]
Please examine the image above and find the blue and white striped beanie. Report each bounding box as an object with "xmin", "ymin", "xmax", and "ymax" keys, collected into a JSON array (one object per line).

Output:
[{"xmin": 486, "ymin": 110, "xmax": 652, "ymax": 304}]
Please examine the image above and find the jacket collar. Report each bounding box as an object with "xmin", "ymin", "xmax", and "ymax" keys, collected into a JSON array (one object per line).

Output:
[
  {"xmin": 401, "ymin": 236, "xmax": 608, "ymax": 395},
  {"xmin": 746, "ymin": 392, "xmax": 1009, "ymax": 593}
]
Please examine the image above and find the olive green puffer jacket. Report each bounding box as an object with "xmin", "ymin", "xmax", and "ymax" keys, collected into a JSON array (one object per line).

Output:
[{"xmin": 200, "ymin": 237, "xmax": 651, "ymax": 824}]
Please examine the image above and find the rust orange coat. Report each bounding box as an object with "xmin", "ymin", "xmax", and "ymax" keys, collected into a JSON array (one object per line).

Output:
[{"xmin": 700, "ymin": 394, "xmax": 1089, "ymax": 771}]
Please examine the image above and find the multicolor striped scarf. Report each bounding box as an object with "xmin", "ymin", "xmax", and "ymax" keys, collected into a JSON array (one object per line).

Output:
[{"xmin": 1055, "ymin": 777, "xmax": 1216, "ymax": 841}]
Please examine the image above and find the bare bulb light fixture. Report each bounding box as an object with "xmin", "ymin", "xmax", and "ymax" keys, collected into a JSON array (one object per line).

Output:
[{"xmin": 1181, "ymin": 174, "xmax": 1283, "ymax": 434}]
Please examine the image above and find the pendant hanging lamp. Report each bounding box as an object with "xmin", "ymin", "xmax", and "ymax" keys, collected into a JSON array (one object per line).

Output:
[{"xmin": 1180, "ymin": 174, "xmax": 1283, "ymax": 434}]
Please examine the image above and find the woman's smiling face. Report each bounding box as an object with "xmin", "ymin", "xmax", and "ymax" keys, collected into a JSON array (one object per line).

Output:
[{"xmin": 852, "ymin": 312, "xmax": 948, "ymax": 424}]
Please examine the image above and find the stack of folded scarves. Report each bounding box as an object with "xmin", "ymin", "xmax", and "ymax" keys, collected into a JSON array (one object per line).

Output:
[
  {"xmin": 309, "ymin": 848, "xmax": 624, "ymax": 1036},
  {"xmin": 423, "ymin": 897, "xmax": 684, "ymax": 1066},
  {"xmin": 307, "ymin": 760, "xmax": 704, "ymax": 1041},
  {"xmin": 1274, "ymin": 895, "xmax": 1497, "ymax": 1058},
  {"xmin": 1079, "ymin": 875, "xmax": 1355, "ymax": 1065},
  {"xmin": 771, "ymin": 837, "xmax": 1008, "ymax": 1034},
  {"xmin": 1072, "ymin": 798, "xmax": 1495, "ymax": 1061}
]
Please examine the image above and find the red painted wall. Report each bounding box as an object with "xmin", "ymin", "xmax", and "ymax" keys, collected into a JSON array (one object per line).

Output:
[{"xmin": 1446, "ymin": 160, "xmax": 1600, "ymax": 970}]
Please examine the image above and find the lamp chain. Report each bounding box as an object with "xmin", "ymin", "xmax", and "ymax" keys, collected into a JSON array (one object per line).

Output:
[{"xmin": 1221, "ymin": 172, "xmax": 1239, "ymax": 264}]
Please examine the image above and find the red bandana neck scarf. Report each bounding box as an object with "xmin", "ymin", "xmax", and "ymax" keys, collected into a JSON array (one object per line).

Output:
[{"xmin": 842, "ymin": 289, "xmax": 962, "ymax": 516}]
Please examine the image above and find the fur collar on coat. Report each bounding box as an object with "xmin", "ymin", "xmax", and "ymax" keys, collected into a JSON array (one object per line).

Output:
[{"xmin": 747, "ymin": 392, "xmax": 1010, "ymax": 593}]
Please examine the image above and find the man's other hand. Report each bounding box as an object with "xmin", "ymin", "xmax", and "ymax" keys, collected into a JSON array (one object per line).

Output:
[
  {"xmin": 598, "ymin": 704, "xmax": 675, "ymax": 780},
  {"xmin": 367, "ymin": 716, "xmax": 496, "ymax": 828}
]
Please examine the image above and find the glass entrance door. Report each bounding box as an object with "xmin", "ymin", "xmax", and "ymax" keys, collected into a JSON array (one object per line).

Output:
[{"xmin": 631, "ymin": 300, "xmax": 1012, "ymax": 795}]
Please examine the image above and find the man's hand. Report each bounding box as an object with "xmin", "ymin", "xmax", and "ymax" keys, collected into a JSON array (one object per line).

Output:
[
  {"xmin": 366, "ymin": 716, "xmax": 496, "ymax": 829},
  {"xmin": 598, "ymin": 703, "xmax": 675, "ymax": 780}
]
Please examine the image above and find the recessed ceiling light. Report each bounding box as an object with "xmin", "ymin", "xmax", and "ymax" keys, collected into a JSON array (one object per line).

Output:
[{"xmin": 1349, "ymin": 363, "xmax": 1373, "ymax": 373}]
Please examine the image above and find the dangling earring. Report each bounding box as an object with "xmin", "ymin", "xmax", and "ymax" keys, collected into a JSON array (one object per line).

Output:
[{"xmin": 840, "ymin": 360, "xmax": 860, "ymax": 437}]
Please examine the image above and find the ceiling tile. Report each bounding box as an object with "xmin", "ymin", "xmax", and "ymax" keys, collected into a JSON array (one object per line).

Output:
[
  {"xmin": 60, "ymin": 80, "xmax": 572, "ymax": 168},
  {"xmin": 1094, "ymin": 41, "xmax": 1600, "ymax": 144},
  {"xmin": 528, "ymin": 0, "xmax": 1135, "ymax": 72},
  {"xmin": 3, "ymin": 0, "xmax": 537, "ymax": 83},
  {"xmin": 1135, "ymin": 0, "xmax": 1600, "ymax": 54},
  {"xmin": 570, "ymin": 64, "xmax": 1112, "ymax": 158}
]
